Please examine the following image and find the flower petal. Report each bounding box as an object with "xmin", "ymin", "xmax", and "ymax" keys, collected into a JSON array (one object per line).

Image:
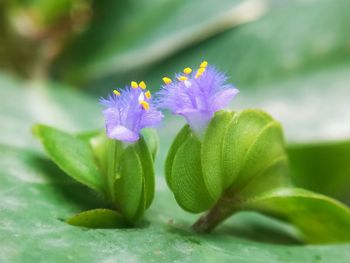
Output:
[
  {"xmin": 212, "ymin": 88, "xmax": 239, "ymax": 112},
  {"xmin": 107, "ymin": 125, "xmax": 139, "ymax": 142},
  {"xmin": 182, "ymin": 110, "xmax": 213, "ymax": 138}
]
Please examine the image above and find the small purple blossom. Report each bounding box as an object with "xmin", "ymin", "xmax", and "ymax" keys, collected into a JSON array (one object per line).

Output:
[
  {"xmin": 100, "ymin": 84, "xmax": 163, "ymax": 142},
  {"xmin": 156, "ymin": 62, "xmax": 239, "ymax": 136}
]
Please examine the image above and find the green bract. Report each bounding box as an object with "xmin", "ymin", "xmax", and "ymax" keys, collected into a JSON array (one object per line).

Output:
[
  {"xmin": 165, "ymin": 109, "xmax": 350, "ymax": 243},
  {"xmin": 33, "ymin": 125, "xmax": 158, "ymax": 227}
]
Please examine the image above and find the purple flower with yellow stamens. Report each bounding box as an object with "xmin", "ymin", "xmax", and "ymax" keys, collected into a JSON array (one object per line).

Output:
[
  {"xmin": 100, "ymin": 81, "xmax": 163, "ymax": 142},
  {"xmin": 157, "ymin": 61, "xmax": 239, "ymax": 136}
]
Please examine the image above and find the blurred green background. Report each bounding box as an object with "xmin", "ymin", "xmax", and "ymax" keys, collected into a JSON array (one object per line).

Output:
[{"xmin": 1, "ymin": 0, "xmax": 350, "ymax": 262}]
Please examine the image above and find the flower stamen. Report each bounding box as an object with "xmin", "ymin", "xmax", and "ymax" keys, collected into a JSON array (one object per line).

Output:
[
  {"xmin": 145, "ymin": 91, "xmax": 152, "ymax": 99},
  {"xmin": 113, "ymin": 89, "xmax": 121, "ymax": 96},
  {"xmin": 199, "ymin": 61, "xmax": 208, "ymax": 68},
  {"xmin": 140, "ymin": 100, "xmax": 150, "ymax": 110},
  {"xmin": 195, "ymin": 67, "xmax": 206, "ymax": 78},
  {"xmin": 163, "ymin": 77, "xmax": 172, "ymax": 84},
  {"xmin": 178, "ymin": 76, "xmax": 188, "ymax": 81},
  {"xmin": 183, "ymin": 67, "xmax": 192, "ymax": 74},
  {"xmin": 131, "ymin": 81, "xmax": 139, "ymax": 89},
  {"xmin": 139, "ymin": 81, "xmax": 147, "ymax": 90}
]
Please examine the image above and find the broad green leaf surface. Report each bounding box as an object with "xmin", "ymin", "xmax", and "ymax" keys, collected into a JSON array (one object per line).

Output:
[
  {"xmin": 55, "ymin": 0, "xmax": 266, "ymax": 82},
  {"xmin": 33, "ymin": 124, "xmax": 104, "ymax": 193},
  {"xmin": 288, "ymin": 141, "xmax": 350, "ymax": 204},
  {"xmin": 241, "ymin": 188, "xmax": 350, "ymax": 244},
  {"xmin": 2, "ymin": 144, "xmax": 350, "ymax": 262}
]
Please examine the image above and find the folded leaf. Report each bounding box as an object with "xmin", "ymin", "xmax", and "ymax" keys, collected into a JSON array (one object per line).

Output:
[
  {"xmin": 240, "ymin": 188, "xmax": 350, "ymax": 243},
  {"xmin": 32, "ymin": 124, "xmax": 104, "ymax": 193},
  {"xmin": 171, "ymin": 135, "xmax": 215, "ymax": 213},
  {"xmin": 67, "ymin": 208, "xmax": 126, "ymax": 228}
]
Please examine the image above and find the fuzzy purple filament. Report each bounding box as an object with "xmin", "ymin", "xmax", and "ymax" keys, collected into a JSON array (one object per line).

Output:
[
  {"xmin": 156, "ymin": 63, "xmax": 239, "ymax": 136},
  {"xmin": 100, "ymin": 87, "xmax": 163, "ymax": 142}
]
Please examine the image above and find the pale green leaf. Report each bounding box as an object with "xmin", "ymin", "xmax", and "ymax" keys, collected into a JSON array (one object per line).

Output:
[{"xmin": 32, "ymin": 124, "xmax": 104, "ymax": 193}]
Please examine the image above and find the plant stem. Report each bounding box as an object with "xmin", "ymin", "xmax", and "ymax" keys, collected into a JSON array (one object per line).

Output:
[{"xmin": 192, "ymin": 194, "xmax": 241, "ymax": 233}]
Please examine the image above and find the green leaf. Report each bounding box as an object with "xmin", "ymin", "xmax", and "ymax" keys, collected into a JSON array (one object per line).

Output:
[
  {"xmin": 67, "ymin": 208, "xmax": 127, "ymax": 229},
  {"xmin": 241, "ymin": 188, "xmax": 350, "ymax": 244},
  {"xmin": 134, "ymin": 136, "xmax": 156, "ymax": 209},
  {"xmin": 201, "ymin": 110, "xmax": 235, "ymax": 200},
  {"xmin": 3, "ymin": 144, "xmax": 350, "ymax": 261},
  {"xmin": 288, "ymin": 140, "xmax": 350, "ymax": 203},
  {"xmin": 55, "ymin": 0, "xmax": 264, "ymax": 82},
  {"xmin": 141, "ymin": 128, "xmax": 159, "ymax": 161},
  {"xmin": 165, "ymin": 124, "xmax": 191, "ymax": 190},
  {"xmin": 171, "ymin": 135, "xmax": 214, "ymax": 213},
  {"xmin": 114, "ymin": 145, "xmax": 145, "ymax": 222},
  {"xmin": 221, "ymin": 110, "xmax": 289, "ymax": 196},
  {"xmin": 32, "ymin": 124, "xmax": 104, "ymax": 193}
]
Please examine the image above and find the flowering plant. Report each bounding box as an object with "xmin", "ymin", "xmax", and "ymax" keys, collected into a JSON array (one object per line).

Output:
[{"xmin": 33, "ymin": 81, "xmax": 162, "ymax": 227}]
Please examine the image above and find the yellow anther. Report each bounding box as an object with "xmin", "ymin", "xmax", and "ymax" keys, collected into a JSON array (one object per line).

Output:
[
  {"xmin": 131, "ymin": 81, "xmax": 139, "ymax": 89},
  {"xmin": 145, "ymin": 91, "xmax": 151, "ymax": 99},
  {"xmin": 162, "ymin": 77, "xmax": 172, "ymax": 84},
  {"xmin": 183, "ymin": 67, "xmax": 192, "ymax": 74},
  {"xmin": 199, "ymin": 61, "xmax": 208, "ymax": 68},
  {"xmin": 139, "ymin": 81, "xmax": 147, "ymax": 90},
  {"xmin": 195, "ymin": 67, "xmax": 206, "ymax": 78},
  {"xmin": 178, "ymin": 76, "xmax": 188, "ymax": 81},
  {"xmin": 140, "ymin": 100, "xmax": 149, "ymax": 110},
  {"xmin": 113, "ymin": 89, "xmax": 121, "ymax": 96}
]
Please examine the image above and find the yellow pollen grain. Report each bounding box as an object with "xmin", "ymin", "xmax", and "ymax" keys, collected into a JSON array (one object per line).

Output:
[
  {"xmin": 131, "ymin": 81, "xmax": 139, "ymax": 89},
  {"xmin": 200, "ymin": 61, "xmax": 208, "ymax": 68},
  {"xmin": 178, "ymin": 76, "xmax": 188, "ymax": 81},
  {"xmin": 113, "ymin": 89, "xmax": 121, "ymax": 96},
  {"xmin": 139, "ymin": 81, "xmax": 147, "ymax": 90},
  {"xmin": 145, "ymin": 91, "xmax": 151, "ymax": 99},
  {"xmin": 183, "ymin": 67, "xmax": 192, "ymax": 74},
  {"xmin": 162, "ymin": 77, "xmax": 172, "ymax": 84},
  {"xmin": 140, "ymin": 100, "xmax": 149, "ymax": 110}
]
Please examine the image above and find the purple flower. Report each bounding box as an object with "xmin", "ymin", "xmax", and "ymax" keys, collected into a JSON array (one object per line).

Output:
[
  {"xmin": 100, "ymin": 82, "xmax": 163, "ymax": 142},
  {"xmin": 156, "ymin": 61, "xmax": 239, "ymax": 136}
]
